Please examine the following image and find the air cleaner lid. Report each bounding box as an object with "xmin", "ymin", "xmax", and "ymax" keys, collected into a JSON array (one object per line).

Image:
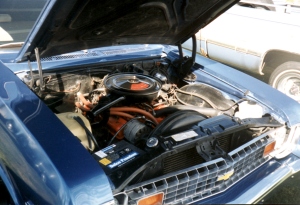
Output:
[{"xmin": 104, "ymin": 73, "xmax": 161, "ymax": 96}]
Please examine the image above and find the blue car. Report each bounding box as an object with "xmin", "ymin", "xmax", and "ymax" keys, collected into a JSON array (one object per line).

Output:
[{"xmin": 1, "ymin": 0, "xmax": 300, "ymax": 204}]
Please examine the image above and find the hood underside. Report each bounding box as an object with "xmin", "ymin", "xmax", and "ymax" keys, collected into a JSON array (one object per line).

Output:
[{"xmin": 17, "ymin": 0, "xmax": 239, "ymax": 62}]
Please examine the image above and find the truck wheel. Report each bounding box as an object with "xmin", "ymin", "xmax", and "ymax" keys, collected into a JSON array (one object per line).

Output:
[{"xmin": 269, "ymin": 61, "xmax": 300, "ymax": 102}]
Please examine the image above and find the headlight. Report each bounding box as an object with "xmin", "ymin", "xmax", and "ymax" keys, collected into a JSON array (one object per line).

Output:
[{"xmin": 268, "ymin": 126, "xmax": 300, "ymax": 159}]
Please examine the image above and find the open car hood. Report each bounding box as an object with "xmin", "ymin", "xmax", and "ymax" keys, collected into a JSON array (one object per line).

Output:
[{"xmin": 16, "ymin": 0, "xmax": 239, "ymax": 62}]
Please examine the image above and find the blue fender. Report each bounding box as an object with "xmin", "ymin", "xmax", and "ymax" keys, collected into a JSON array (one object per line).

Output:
[{"xmin": 0, "ymin": 61, "xmax": 113, "ymax": 204}]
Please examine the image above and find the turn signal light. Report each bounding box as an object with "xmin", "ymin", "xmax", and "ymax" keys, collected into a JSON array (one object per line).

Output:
[
  {"xmin": 137, "ymin": 192, "xmax": 164, "ymax": 205},
  {"xmin": 263, "ymin": 141, "xmax": 276, "ymax": 157}
]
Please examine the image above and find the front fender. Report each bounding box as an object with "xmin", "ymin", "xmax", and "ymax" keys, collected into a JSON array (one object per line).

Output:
[
  {"xmin": 0, "ymin": 61, "xmax": 113, "ymax": 204},
  {"xmin": 0, "ymin": 161, "xmax": 23, "ymax": 204}
]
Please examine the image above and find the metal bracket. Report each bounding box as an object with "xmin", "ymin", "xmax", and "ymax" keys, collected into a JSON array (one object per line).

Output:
[
  {"xmin": 27, "ymin": 58, "xmax": 34, "ymax": 89},
  {"xmin": 34, "ymin": 47, "xmax": 44, "ymax": 91},
  {"xmin": 196, "ymin": 140, "xmax": 227, "ymax": 161}
]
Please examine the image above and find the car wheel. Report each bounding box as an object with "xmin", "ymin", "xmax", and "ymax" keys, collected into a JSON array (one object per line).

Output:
[{"xmin": 269, "ymin": 61, "xmax": 300, "ymax": 102}]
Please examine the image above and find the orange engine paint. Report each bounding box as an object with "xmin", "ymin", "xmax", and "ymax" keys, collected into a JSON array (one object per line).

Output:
[
  {"xmin": 155, "ymin": 117, "xmax": 165, "ymax": 124},
  {"xmin": 107, "ymin": 116, "xmax": 127, "ymax": 139},
  {"xmin": 130, "ymin": 82, "xmax": 149, "ymax": 90},
  {"xmin": 154, "ymin": 104, "xmax": 168, "ymax": 110}
]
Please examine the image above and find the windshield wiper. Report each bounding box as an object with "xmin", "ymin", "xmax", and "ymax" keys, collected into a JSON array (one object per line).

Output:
[{"xmin": 0, "ymin": 42, "xmax": 24, "ymax": 48}]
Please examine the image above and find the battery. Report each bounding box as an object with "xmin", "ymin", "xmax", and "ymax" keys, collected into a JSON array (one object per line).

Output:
[{"xmin": 93, "ymin": 140, "xmax": 146, "ymax": 187}]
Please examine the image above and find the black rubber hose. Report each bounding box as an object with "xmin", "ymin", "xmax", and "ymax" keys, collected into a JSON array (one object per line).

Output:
[
  {"xmin": 154, "ymin": 105, "xmax": 221, "ymax": 118},
  {"xmin": 149, "ymin": 110, "xmax": 206, "ymax": 139},
  {"xmin": 93, "ymin": 96, "xmax": 125, "ymax": 116},
  {"xmin": 86, "ymin": 96, "xmax": 111, "ymax": 123},
  {"xmin": 73, "ymin": 116, "xmax": 99, "ymax": 150}
]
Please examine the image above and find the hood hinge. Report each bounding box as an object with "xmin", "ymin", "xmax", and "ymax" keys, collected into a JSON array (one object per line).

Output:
[{"xmin": 175, "ymin": 35, "xmax": 197, "ymax": 78}]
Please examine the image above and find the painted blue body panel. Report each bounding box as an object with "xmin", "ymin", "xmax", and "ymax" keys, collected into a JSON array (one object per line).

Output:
[
  {"xmin": 0, "ymin": 62, "xmax": 113, "ymax": 204},
  {"xmin": 1, "ymin": 46, "xmax": 300, "ymax": 204},
  {"xmin": 0, "ymin": 162, "xmax": 23, "ymax": 204},
  {"xmin": 2, "ymin": 45, "xmax": 165, "ymax": 73}
]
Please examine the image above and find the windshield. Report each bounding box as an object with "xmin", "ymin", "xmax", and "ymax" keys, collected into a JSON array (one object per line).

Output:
[{"xmin": 0, "ymin": 0, "xmax": 47, "ymax": 47}]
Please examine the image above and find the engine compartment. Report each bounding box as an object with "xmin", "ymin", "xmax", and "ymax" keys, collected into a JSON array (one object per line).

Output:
[{"xmin": 22, "ymin": 56, "xmax": 282, "ymax": 193}]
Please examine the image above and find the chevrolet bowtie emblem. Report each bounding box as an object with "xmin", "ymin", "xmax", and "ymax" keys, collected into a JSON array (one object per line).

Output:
[{"xmin": 217, "ymin": 169, "xmax": 234, "ymax": 181}]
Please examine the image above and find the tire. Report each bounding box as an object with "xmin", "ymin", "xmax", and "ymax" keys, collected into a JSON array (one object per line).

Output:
[{"xmin": 269, "ymin": 61, "xmax": 300, "ymax": 102}]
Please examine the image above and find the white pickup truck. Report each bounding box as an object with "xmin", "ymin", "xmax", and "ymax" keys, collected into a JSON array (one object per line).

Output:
[{"xmin": 183, "ymin": 0, "xmax": 300, "ymax": 101}]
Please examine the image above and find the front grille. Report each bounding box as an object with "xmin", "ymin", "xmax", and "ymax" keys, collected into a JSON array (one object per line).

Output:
[
  {"xmin": 217, "ymin": 134, "xmax": 232, "ymax": 152},
  {"xmin": 163, "ymin": 147, "xmax": 204, "ymax": 175},
  {"xmin": 124, "ymin": 135, "xmax": 271, "ymax": 204},
  {"xmin": 163, "ymin": 134, "xmax": 232, "ymax": 175}
]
